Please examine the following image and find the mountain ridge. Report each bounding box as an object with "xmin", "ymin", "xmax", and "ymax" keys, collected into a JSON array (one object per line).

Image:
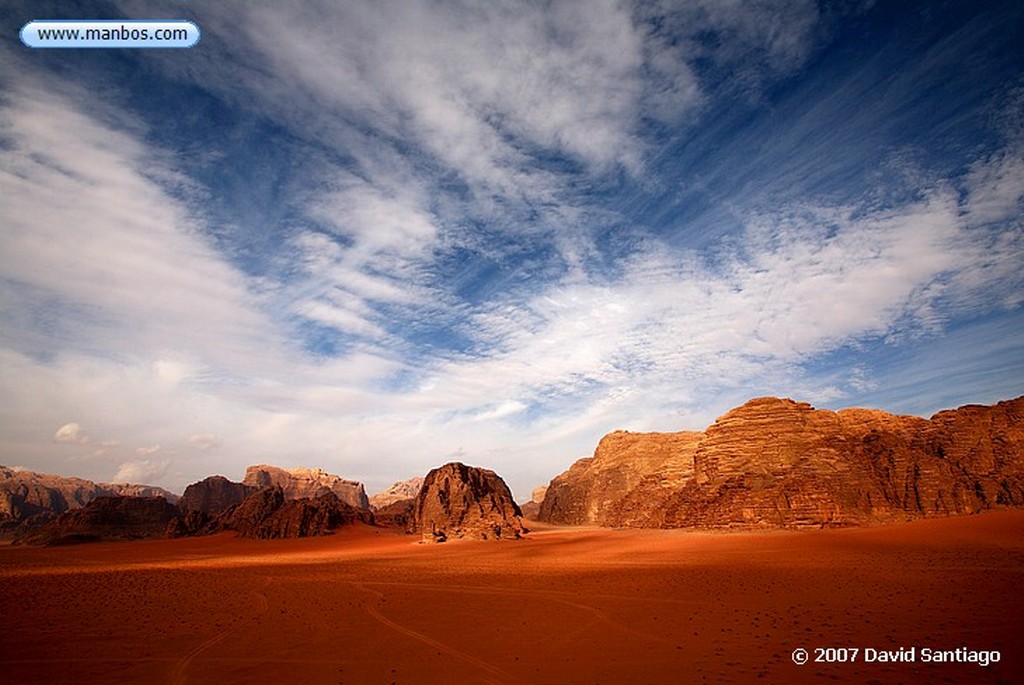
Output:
[{"xmin": 539, "ymin": 395, "xmax": 1024, "ymax": 528}]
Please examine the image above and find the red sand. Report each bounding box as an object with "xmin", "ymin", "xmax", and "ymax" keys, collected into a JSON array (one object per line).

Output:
[{"xmin": 2, "ymin": 511, "xmax": 1023, "ymax": 684}]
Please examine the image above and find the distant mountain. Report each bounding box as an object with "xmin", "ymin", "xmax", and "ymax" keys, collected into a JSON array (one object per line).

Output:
[
  {"xmin": 243, "ymin": 464, "xmax": 370, "ymax": 509},
  {"xmin": 1, "ymin": 465, "xmax": 178, "ymax": 536},
  {"xmin": 539, "ymin": 396, "xmax": 1024, "ymax": 529},
  {"xmin": 171, "ymin": 468, "xmax": 374, "ymax": 539},
  {"xmin": 369, "ymin": 476, "xmax": 424, "ymax": 510},
  {"xmin": 519, "ymin": 485, "xmax": 549, "ymax": 520}
]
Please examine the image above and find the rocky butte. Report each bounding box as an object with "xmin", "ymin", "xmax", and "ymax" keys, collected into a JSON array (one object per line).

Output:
[
  {"xmin": 243, "ymin": 465, "xmax": 370, "ymax": 509},
  {"xmin": 539, "ymin": 396, "xmax": 1024, "ymax": 529},
  {"xmin": 177, "ymin": 475, "xmax": 257, "ymax": 516},
  {"xmin": 412, "ymin": 462, "xmax": 525, "ymax": 541}
]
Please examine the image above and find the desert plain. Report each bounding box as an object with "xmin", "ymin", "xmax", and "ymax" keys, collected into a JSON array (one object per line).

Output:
[{"xmin": 2, "ymin": 511, "xmax": 1022, "ymax": 685}]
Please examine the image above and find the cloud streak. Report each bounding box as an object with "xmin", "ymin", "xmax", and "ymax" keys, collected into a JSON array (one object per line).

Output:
[{"xmin": 0, "ymin": 0, "xmax": 1021, "ymax": 498}]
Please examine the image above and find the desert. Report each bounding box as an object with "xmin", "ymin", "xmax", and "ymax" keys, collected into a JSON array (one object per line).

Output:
[
  {"xmin": 2, "ymin": 510, "xmax": 1022, "ymax": 684},
  {"xmin": 3, "ymin": 2, "xmax": 1023, "ymax": 681}
]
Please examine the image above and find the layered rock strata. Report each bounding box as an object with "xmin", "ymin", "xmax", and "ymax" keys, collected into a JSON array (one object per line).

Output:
[
  {"xmin": 538, "ymin": 396, "xmax": 1024, "ymax": 529},
  {"xmin": 243, "ymin": 465, "xmax": 369, "ymax": 509},
  {"xmin": 539, "ymin": 430, "xmax": 702, "ymax": 526}
]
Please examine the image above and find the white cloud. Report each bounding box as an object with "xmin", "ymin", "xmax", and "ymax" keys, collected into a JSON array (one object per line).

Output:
[
  {"xmin": 0, "ymin": 81, "xmax": 277, "ymax": 375},
  {"xmin": 53, "ymin": 422, "xmax": 89, "ymax": 445},
  {"xmin": 471, "ymin": 400, "xmax": 528, "ymax": 423},
  {"xmin": 404, "ymin": 187, "xmax": 1000, "ymax": 435},
  {"xmin": 90, "ymin": 441, "xmax": 122, "ymax": 458},
  {"xmin": 135, "ymin": 444, "xmax": 161, "ymax": 456},
  {"xmin": 187, "ymin": 434, "xmax": 223, "ymax": 450},
  {"xmin": 113, "ymin": 459, "xmax": 170, "ymax": 484}
]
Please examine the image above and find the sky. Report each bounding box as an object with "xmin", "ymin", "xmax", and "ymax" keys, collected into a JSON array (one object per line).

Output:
[{"xmin": 1, "ymin": 0, "xmax": 1022, "ymax": 500}]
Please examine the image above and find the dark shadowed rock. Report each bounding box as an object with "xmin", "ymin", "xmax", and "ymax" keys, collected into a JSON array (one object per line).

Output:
[
  {"xmin": 243, "ymin": 465, "xmax": 370, "ymax": 509},
  {"xmin": 373, "ymin": 497, "xmax": 415, "ymax": 529},
  {"xmin": 165, "ymin": 509, "xmax": 217, "ymax": 538},
  {"xmin": 178, "ymin": 475, "xmax": 257, "ymax": 516},
  {"xmin": 219, "ymin": 486, "xmax": 374, "ymax": 539},
  {"xmin": 16, "ymin": 496, "xmax": 178, "ymax": 545},
  {"xmin": 412, "ymin": 462, "xmax": 525, "ymax": 541},
  {"xmin": 538, "ymin": 396, "xmax": 1024, "ymax": 529}
]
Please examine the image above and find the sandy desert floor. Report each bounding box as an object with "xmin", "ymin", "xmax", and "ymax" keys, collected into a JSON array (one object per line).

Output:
[{"xmin": 1, "ymin": 511, "xmax": 1022, "ymax": 685}]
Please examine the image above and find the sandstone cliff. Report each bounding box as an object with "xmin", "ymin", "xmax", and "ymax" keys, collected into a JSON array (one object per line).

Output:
[
  {"xmin": 218, "ymin": 486, "xmax": 373, "ymax": 539},
  {"xmin": 369, "ymin": 477, "xmax": 424, "ymax": 510},
  {"xmin": 243, "ymin": 465, "xmax": 370, "ymax": 509},
  {"xmin": 15, "ymin": 496, "xmax": 179, "ymax": 545},
  {"xmin": 538, "ymin": 430, "xmax": 702, "ymax": 526},
  {"xmin": 412, "ymin": 462, "xmax": 525, "ymax": 541},
  {"xmin": 178, "ymin": 475, "xmax": 256, "ymax": 516},
  {"xmin": 538, "ymin": 396, "xmax": 1024, "ymax": 529},
  {"xmin": 519, "ymin": 485, "xmax": 549, "ymax": 519},
  {"xmin": 1, "ymin": 465, "xmax": 178, "ymax": 537},
  {"xmin": 373, "ymin": 498, "xmax": 415, "ymax": 529}
]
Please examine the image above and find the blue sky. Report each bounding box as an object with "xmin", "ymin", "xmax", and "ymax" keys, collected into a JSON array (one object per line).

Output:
[{"xmin": 1, "ymin": 0, "xmax": 1022, "ymax": 499}]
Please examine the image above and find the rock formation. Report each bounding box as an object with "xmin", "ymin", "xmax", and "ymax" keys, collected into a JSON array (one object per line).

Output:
[
  {"xmin": 538, "ymin": 430, "xmax": 702, "ymax": 526},
  {"xmin": 373, "ymin": 498, "xmax": 415, "ymax": 529},
  {"xmin": 369, "ymin": 477, "xmax": 424, "ymax": 510},
  {"xmin": 243, "ymin": 465, "xmax": 370, "ymax": 509},
  {"xmin": 165, "ymin": 508, "xmax": 219, "ymax": 538},
  {"xmin": 412, "ymin": 462, "xmax": 525, "ymax": 541},
  {"xmin": 218, "ymin": 486, "xmax": 373, "ymax": 539},
  {"xmin": 15, "ymin": 496, "xmax": 179, "ymax": 545},
  {"xmin": 178, "ymin": 475, "xmax": 256, "ymax": 516},
  {"xmin": 538, "ymin": 396, "xmax": 1024, "ymax": 529},
  {"xmin": 1, "ymin": 465, "xmax": 178, "ymax": 537},
  {"xmin": 519, "ymin": 485, "xmax": 549, "ymax": 519}
]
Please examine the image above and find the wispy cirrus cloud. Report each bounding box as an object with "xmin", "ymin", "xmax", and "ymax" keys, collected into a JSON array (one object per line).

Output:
[{"xmin": 1, "ymin": 0, "xmax": 1021, "ymax": 499}]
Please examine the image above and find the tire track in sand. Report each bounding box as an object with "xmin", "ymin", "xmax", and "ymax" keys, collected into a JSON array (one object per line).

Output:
[
  {"xmin": 170, "ymin": 576, "xmax": 270, "ymax": 685},
  {"xmin": 352, "ymin": 581, "xmax": 515, "ymax": 685},
  {"xmin": 357, "ymin": 579, "xmax": 677, "ymax": 646}
]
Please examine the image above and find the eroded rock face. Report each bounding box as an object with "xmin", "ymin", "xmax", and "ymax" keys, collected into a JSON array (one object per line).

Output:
[
  {"xmin": 519, "ymin": 485, "xmax": 549, "ymax": 519},
  {"xmin": 16, "ymin": 496, "xmax": 179, "ymax": 545},
  {"xmin": 1, "ymin": 466, "xmax": 179, "ymax": 538},
  {"xmin": 243, "ymin": 465, "xmax": 370, "ymax": 509},
  {"xmin": 538, "ymin": 396, "xmax": 1024, "ymax": 529},
  {"xmin": 412, "ymin": 462, "xmax": 525, "ymax": 541},
  {"xmin": 178, "ymin": 475, "xmax": 256, "ymax": 516},
  {"xmin": 539, "ymin": 431, "xmax": 702, "ymax": 526},
  {"xmin": 373, "ymin": 498, "xmax": 415, "ymax": 529},
  {"xmin": 369, "ymin": 477, "xmax": 424, "ymax": 510},
  {"xmin": 219, "ymin": 486, "xmax": 374, "ymax": 539}
]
